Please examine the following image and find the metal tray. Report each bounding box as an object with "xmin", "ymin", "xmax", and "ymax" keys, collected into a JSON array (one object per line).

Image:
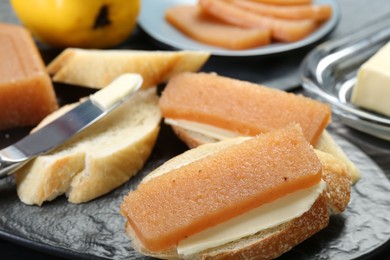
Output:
[{"xmin": 300, "ymin": 15, "xmax": 390, "ymax": 140}]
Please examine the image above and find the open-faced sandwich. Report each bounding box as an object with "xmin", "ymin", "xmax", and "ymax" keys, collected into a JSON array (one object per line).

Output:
[
  {"xmin": 159, "ymin": 72, "xmax": 359, "ymax": 183},
  {"xmin": 121, "ymin": 125, "xmax": 352, "ymax": 259},
  {"xmin": 120, "ymin": 71, "xmax": 359, "ymax": 259}
]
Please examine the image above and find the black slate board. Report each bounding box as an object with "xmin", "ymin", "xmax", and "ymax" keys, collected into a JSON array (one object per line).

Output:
[{"xmin": 1, "ymin": 107, "xmax": 390, "ymax": 259}]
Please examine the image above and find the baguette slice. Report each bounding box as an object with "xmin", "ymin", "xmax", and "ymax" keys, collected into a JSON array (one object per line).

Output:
[
  {"xmin": 314, "ymin": 130, "xmax": 360, "ymax": 184},
  {"xmin": 121, "ymin": 126, "xmax": 351, "ymax": 259},
  {"xmin": 47, "ymin": 48, "xmax": 210, "ymax": 89},
  {"xmin": 15, "ymin": 87, "xmax": 161, "ymax": 205}
]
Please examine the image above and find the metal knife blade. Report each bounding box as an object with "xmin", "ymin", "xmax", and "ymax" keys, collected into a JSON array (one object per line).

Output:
[{"xmin": 0, "ymin": 73, "xmax": 143, "ymax": 178}]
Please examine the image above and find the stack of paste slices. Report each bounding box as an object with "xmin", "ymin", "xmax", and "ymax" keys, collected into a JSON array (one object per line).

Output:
[
  {"xmin": 165, "ymin": 0, "xmax": 332, "ymax": 50},
  {"xmin": 0, "ymin": 23, "xmax": 58, "ymax": 130},
  {"xmin": 121, "ymin": 72, "xmax": 359, "ymax": 259}
]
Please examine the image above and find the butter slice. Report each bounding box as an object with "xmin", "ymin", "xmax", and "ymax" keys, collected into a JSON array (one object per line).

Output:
[
  {"xmin": 351, "ymin": 41, "xmax": 390, "ymax": 117},
  {"xmin": 178, "ymin": 181, "xmax": 326, "ymax": 256},
  {"xmin": 165, "ymin": 118, "xmax": 242, "ymax": 140},
  {"xmin": 90, "ymin": 73, "xmax": 142, "ymax": 110}
]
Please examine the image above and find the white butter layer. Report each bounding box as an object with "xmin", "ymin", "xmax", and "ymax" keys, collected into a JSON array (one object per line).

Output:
[
  {"xmin": 351, "ymin": 41, "xmax": 390, "ymax": 117},
  {"xmin": 91, "ymin": 73, "xmax": 143, "ymax": 110},
  {"xmin": 164, "ymin": 118, "xmax": 242, "ymax": 140},
  {"xmin": 177, "ymin": 180, "xmax": 326, "ymax": 256}
]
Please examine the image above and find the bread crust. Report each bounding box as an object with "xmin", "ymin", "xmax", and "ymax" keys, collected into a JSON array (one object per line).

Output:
[
  {"xmin": 200, "ymin": 192, "xmax": 329, "ymax": 260},
  {"xmin": 16, "ymin": 88, "xmax": 161, "ymax": 205},
  {"xmin": 315, "ymin": 150, "xmax": 351, "ymax": 214},
  {"xmin": 171, "ymin": 125, "xmax": 217, "ymax": 149},
  {"xmin": 67, "ymin": 126, "xmax": 160, "ymax": 203},
  {"xmin": 314, "ymin": 130, "xmax": 360, "ymax": 183},
  {"xmin": 47, "ymin": 48, "xmax": 210, "ymax": 89}
]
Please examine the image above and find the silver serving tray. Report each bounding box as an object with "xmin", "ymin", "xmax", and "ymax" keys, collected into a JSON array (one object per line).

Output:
[{"xmin": 300, "ymin": 15, "xmax": 390, "ymax": 140}]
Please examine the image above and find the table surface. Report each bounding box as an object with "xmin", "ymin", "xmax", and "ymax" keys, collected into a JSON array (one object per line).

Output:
[{"xmin": 1, "ymin": 0, "xmax": 390, "ymax": 259}]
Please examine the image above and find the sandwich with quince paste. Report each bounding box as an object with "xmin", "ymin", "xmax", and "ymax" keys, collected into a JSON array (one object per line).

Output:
[
  {"xmin": 159, "ymin": 72, "xmax": 359, "ymax": 183},
  {"xmin": 121, "ymin": 125, "xmax": 351, "ymax": 259}
]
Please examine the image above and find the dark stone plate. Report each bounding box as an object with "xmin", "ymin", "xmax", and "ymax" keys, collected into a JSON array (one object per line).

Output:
[{"xmin": 0, "ymin": 110, "xmax": 390, "ymax": 259}]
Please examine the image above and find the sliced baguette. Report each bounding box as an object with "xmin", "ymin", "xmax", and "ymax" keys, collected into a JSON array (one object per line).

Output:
[
  {"xmin": 314, "ymin": 130, "xmax": 360, "ymax": 183},
  {"xmin": 15, "ymin": 87, "xmax": 161, "ymax": 205},
  {"xmin": 314, "ymin": 150, "xmax": 351, "ymax": 214},
  {"xmin": 122, "ymin": 131, "xmax": 350, "ymax": 259},
  {"xmin": 47, "ymin": 48, "xmax": 210, "ymax": 89}
]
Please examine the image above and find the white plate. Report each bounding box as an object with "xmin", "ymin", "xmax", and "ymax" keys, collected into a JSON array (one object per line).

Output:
[{"xmin": 138, "ymin": 0, "xmax": 340, "ymax": 57}]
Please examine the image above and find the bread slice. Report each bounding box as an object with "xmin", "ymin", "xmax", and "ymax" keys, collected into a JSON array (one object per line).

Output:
[
  {"xmin": 314, "ymin": 130, "xmax": 360, "ymax": 184},
  {"xmin": 121, "ymin": 127, "xmax": 351, "ymax": 259},
  {"xmin": 47, "ymin": 48, "xmax": 210, "ymax": 89},
  {"xmin": 15, "ymin": 87, "xmax": 161, "ymax": 205},
  {"xmin": 314, "ymin": 150, "xmax": 351, "ymax": 214}
]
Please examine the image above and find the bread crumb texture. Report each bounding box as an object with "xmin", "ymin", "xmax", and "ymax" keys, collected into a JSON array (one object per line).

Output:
[
  {"xmin": 47, "ymin": 48, "xmax": 210, "ymax": 89},
  {"xmin": 16, "ymin": 88, "xmax": 161, "ymax": 205}
]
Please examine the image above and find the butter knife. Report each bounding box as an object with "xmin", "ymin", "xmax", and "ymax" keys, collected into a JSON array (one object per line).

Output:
[{"xmin": 0, "ymin": 73, "xmax": 143, "ymax": 179}]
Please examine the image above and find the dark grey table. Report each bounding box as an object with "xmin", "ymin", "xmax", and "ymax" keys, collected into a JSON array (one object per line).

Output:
[{"xmin": 1, "ymin": 0, "xmax": 390, "ymax": 259}]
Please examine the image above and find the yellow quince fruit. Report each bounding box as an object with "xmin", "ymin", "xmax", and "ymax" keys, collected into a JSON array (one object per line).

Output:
[{"xmin": 10, "ymin": 0, "xmax": 140, "ymax": 48}]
